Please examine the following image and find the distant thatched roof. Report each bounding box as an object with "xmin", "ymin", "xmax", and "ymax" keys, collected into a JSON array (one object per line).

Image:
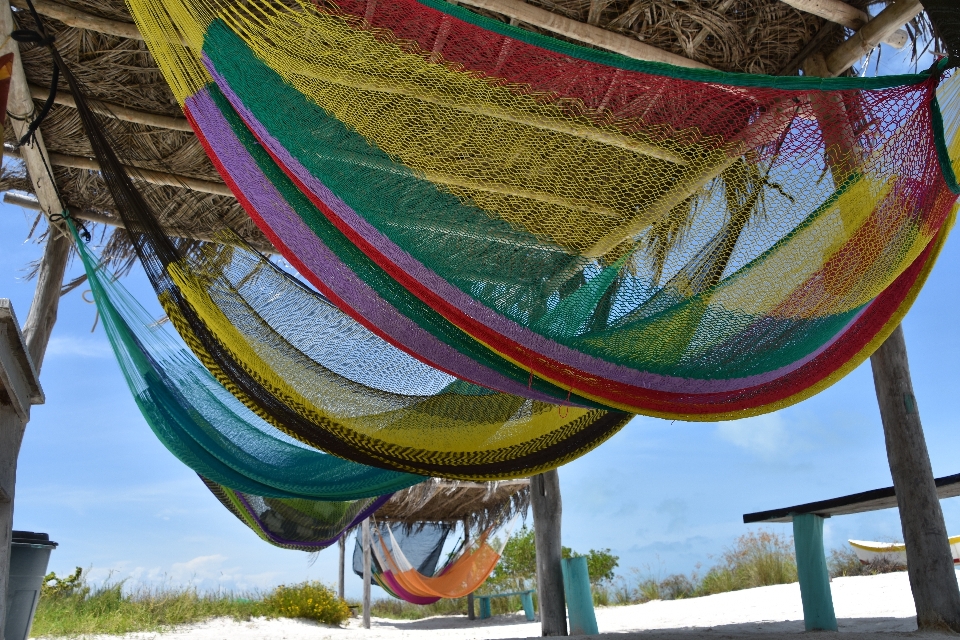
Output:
[{"xmin": 374, "ymin": 479, "xmax": 529, "ymax": 530}]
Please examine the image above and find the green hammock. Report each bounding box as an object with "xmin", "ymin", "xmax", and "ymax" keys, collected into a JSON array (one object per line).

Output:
[{"xmin": 72, "ymin": 221, "xmax": 424, "ymax": 500}]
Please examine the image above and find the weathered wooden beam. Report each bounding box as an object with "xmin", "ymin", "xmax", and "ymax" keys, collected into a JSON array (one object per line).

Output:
[
  {"xmin": 3, "ymin": 146, "xmax": 232, "ymax": 196},
  {"xmin": 778, "ymin": 0, "xmax": 907, "ymax": 48},
  {"xmin": 0, "ymin": 1, "xmax": 72, "ymax": 632},
  {"xmin": 29, "ymin": 83, "xmax": 192, "ymax": 131},
  {"xmin": 361, "ymin": 518, "xmax": 372, "ymax": 630},
  {"xmin": 824, "ymin": 0, "xmax": 923, "ymax": 76},
  {"xmin": 10, "ymin": 0, "xmax": 142, "ymax": 39},
  {"xmin": 337, "ymin": 535, "xmax": 346, "ymax": 602},
  {"xmin": 872, "ymin": 326, "xmax": 960, "ymax": 632},
  {"xmin": 452, "ymin": 0, "xmax": 713, "ymax": 69},
  {"xmin": 531, "ymin": 470, "xmax": 566, "ymax": 636},
  {"xmin": 805, "ymin": 44, "xmax": 960, "ymax": 632},
  {"xmin": 2, "ymin": 191, "xmax": 240, "ymax": 246},
  {"xmin": 464, "ymin": 516, "xmax": 475, "ymax": 620}
]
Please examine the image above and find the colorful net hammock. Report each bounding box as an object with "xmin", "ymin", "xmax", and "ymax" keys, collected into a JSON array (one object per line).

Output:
[
  {"xmin": 354, "ymin": 522, "xmax": 455, "ymax": 603},
  {"xmin": 202, "ymin": 477, "xmax": 388, "ymax": 550},
  {"xmin": 70, "ymin": 221, "xmax": 424, "ymax": 500},
  {"xmin": 48, "ymin": 47, "xmax": 628, "ymax": 479},
  {"xmin": 126, "ymin": 0, "xmax": 960, "ymax": 420},
  {"xmin": 371, "ymin": 519, "xmax": 507, "ymax": 599}
]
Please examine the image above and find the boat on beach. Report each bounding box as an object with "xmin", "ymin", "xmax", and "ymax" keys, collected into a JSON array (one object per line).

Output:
[{"xmin": 849, "ymin": 536, "xmax": 960, "ymax": 566}]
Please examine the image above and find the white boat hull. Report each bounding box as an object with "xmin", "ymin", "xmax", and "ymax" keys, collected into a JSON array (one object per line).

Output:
[{"xmin": 849, "ymin": 536, "xmax": 960, "ymax": 566}]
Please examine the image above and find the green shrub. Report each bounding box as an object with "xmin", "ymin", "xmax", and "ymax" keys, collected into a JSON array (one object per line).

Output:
[
  {"xmin": 264, "ymin": 581, "xmax": 350, "ymax": 624},
  {"xmin": 828, "ymin": 547, "xmax": 906, "ymax": 578}
]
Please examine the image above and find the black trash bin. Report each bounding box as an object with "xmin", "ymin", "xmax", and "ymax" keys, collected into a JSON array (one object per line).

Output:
[{"xmin": 5, "ymin": 531, "xmax": 57, "ymax": 640}]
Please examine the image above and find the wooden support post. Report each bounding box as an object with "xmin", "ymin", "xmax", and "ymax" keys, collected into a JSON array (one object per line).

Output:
[
  {"xmin": 871, "ymin": 326, "xmax": 960, "ymax": 632},
  {"xmin": 465, "ymin": 517, "xmax": 475, "ymax": 620},
  {"xmin": 792, "ymin": 514, "xmax": 837, "ymax": 631},
  {"xmin": 531, "ymin": 471, "xmax": 566, "ymax": 636},
  {"xmin": 361, "ymin": 518, "xmax": 371, "ymax": 629},
  {"xmin": 0, "ymin": 301, "xmax": 44, "ymax": 640},
  {"xmin": 807, "ymin": 25, "xmax": 960, "ymax": 630},
  {"xmin": 338, "ymin": 535, "xmax": 345, "ymax": 601},
  {"xmin": 0, "ymin": 1, "xmax": 73, "ymax": 634}
]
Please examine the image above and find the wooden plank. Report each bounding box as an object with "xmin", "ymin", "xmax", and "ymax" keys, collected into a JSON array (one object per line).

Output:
[
  {"xmin": 3, "ymin": 147, "xmax": 232, "ymax": 196},
  {"xmin": 361, "ymin": 518, "xmax": 371, "ymax": 630},
  {"xmin": 338, "ymin": 535, "xmax": 345, "ymax": 601},
  {"xmin": 29, "ymin": 83, "xmax": 192, "ymax": 131},
  {"xmin": 778, "ymin": 0, "xmax": 907, "ymax": 48},
  {"xmin": 0, "ymin": 300, "xmax": 43, "ymax": 421},
  {"xmin": 743, "ymin": 472, "xmax": 960, "ymax": 523},
  {"xmin": 10, "ymin": 0, "xmax": 142, "ymax": 39},
  {"xmin": 531, "ymin": 470, "xmax": 566, "ymax": 636},
  {"xmin": 452, "ymin": 0, "xmax": 713, "ymax": 70},
  {"xmin": 824, "ymin": 0, "xmax": 923, "ymax": 76}
]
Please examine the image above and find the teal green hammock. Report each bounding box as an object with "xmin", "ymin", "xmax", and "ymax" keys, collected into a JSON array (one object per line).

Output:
[{"xmin": 71, "ymin": 222, "xmax": 425, "ymax": 501}]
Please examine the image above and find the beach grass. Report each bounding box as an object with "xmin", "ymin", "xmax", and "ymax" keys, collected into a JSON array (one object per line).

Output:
[{"xmin": 32, "ymin": 572, "xmax": 347, "ymax": 637}]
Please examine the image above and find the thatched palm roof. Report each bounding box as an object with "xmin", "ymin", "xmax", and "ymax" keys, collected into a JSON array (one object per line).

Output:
[
  {"xmin": 0, "ymin": 0, "xmax": 937, "ymax": 276},
  {"xmin": 374, "ymin": 479, "xmax": 529, "ymax": 529}
]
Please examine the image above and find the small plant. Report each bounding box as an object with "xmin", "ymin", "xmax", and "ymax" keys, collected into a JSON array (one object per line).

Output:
[
  {"xmin": 264, "ymin": 581, "xmax": 350, "ymax": 625},
  {"xmin": 41, "ymin": 568, "xmax": 86, "ymax": 599}
]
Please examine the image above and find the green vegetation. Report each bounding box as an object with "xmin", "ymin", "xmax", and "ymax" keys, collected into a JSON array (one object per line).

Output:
[
  {"xmin": 32, "ymin": 569, "xmax": 349, "ymax": 637},
  {"xmin": 828, "ymin": 547, "xmax": 906, "ymax": 577},
  {"xmin": 33, "ymin": 530, "xmax": 908, "ymax": 632}
]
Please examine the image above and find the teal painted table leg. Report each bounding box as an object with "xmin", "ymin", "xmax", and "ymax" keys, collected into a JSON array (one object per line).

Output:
[
  {"xmin": 521, "ymin": 591, "xmax": 535, "ymax": 621},
  {"xmin": 561, "ymin": 557, "xmax": 599, "ymax": 635},
  {"xmin": 479, "ymin": 596, "xmax": 492, "ymax": 620},
  {"xmin": 793, "ymin": 513, "xmax": 838, "ymax": 632}
]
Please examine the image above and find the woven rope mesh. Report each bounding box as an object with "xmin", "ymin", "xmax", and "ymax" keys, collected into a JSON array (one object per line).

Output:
[
  {"xmin": 72, "ymin": 223, "xmax": 423, "ymax": 499},
  {"xmin": 55, "ymin": 52, "xmax": 627, "ymax": 478},
  {"xmin": 201, "ymin": 477, "xmax": 389, "ymax": 550},
  {"xmin": 371, "ymin": 521, "xmax": 506, "ymax": 598},
  {"xmin": 353, "ymin": 522, "xmax": 453, "ymax": 579},
  {"xmin": 125, "ymin": 0, "xmax": 960, "ymax": 420}
]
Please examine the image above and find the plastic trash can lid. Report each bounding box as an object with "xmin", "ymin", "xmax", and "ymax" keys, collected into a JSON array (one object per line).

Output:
[{"xmin": 11, "ymin": 531, "xmax": 58, "ymax": 548}]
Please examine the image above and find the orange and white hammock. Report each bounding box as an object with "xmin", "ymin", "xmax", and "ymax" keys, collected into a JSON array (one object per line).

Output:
[{"xmin": 372, "ymin": 520, "xmax": 513, "ymax": 599}]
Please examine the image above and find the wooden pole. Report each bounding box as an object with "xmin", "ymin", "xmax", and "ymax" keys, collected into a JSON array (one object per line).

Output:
[
  {"xmin": 28, "ymin": 84, "xmax": 192, "ymax": 131},
  {"xmin": 0, "ymin": 302, "xmax": 44, "ymax": 640},
  {"xmin": 871, "ymin": 326, "xmax": 960, "ymax": 632},
  {"xmin": 464, "ymin": 517, "xmax": 475, "ymax": 620},
  {"xmin": 0, "ymin": 1, "xmax": 73, "ymax": 634},
  {"xmin": 531, "ymin": 470, "xmax": 566, "ymax": 636},
  {"xmin": 804, "ymin": 36, "xmax": 960, "ymax": 630},
  {"xmin": 338, "ymin": 535, "xmax": 345, "ymax": 602},
  {"xmin": 362, "ymin": 518, "xmax": 372, "ymax": 629},
  {"xmin": 777, "ymin": 0, "xmax": 907, "ymax": 48},
  {"xmin": 3, "ymin": 147, "xmax": 232, "ymax": 197}
]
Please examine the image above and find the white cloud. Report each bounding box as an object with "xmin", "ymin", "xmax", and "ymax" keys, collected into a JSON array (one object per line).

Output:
[
  {"xmin": 45, "ymin": 335, "xmax": 113, "ymax": 358},
  {"xmin": 715, "ymin": 413, "xmax": 789, "ymax": 459}
]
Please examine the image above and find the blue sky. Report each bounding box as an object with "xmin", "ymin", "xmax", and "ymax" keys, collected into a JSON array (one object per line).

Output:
[{"xmin": 2, "ymin": 42, "xmax": 958, "ymax": 601}]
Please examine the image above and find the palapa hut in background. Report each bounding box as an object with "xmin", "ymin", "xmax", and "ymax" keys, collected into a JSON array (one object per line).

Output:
[
  {"xmin": 0, "ymin": 0, "xmax": 956, "ymax": 634},
  {"xmin": 345, "ymin": 479, "xmax": 529, "ymax": 619}
]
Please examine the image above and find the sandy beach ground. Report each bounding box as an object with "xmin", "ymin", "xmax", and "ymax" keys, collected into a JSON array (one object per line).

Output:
[{"xmin": 38, "ymin": 569, "xmax": 960, "ymax": 640}]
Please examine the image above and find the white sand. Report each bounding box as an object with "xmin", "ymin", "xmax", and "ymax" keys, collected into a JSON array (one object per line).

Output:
[{"xmin": 39, "ymin": 570, "xmax": 958, "ymax": 640}]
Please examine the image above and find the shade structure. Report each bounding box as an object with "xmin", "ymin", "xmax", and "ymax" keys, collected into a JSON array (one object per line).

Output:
[{"xmin": 126, "ymin": 0, "xmax": 960, "ymax": 421}]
